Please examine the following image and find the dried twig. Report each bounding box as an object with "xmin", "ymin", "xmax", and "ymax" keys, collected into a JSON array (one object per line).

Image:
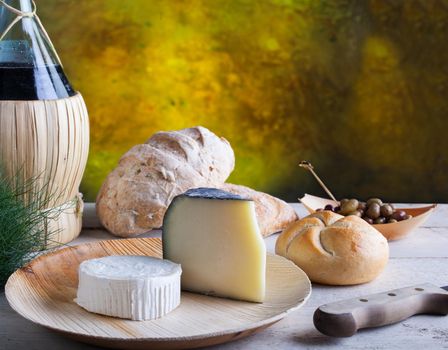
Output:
[{"xmin": 299, "ymin": 161, "xmax": 337, "ymax": 201}]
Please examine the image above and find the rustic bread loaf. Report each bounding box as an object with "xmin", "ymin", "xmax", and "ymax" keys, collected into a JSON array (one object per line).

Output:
[
  {"xmin": 96, "ymin": 126, "xmax": 297, "ymax": 238},
  {"xmin": 96, "ymin": 126, "xmax": 235, "ymax": 237},
  {"xmin": 221, "ymin": 183, "xmax": 298, "ymax": 237},
  {"xmin": 275, "ymin": 211, "xmax": 389, "ymax": 285}
]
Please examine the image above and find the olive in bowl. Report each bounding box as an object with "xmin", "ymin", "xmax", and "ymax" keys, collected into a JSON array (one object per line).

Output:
[{"xmin": 316, "ymin": 198, "xmax": 412, "ymax": 225}]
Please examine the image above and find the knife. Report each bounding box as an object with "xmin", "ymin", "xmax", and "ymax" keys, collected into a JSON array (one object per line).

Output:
[{"xmin": 313, "ymin": 283, "xmax": 448, "ymax": 337}]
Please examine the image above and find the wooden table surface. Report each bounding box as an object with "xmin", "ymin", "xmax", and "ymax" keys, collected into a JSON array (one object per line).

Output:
[{"xmin": 1, "ymin": 203, "xmax": 448, "ymax": 350}]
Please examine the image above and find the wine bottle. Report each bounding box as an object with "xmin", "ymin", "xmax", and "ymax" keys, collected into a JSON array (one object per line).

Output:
[{"xmin": 0, "ymin": 0, "xmax": 90, "ymax": 245}]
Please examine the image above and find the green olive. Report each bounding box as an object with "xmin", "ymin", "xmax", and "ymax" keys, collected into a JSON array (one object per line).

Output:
[
  {"xmin": 340, "ymin": 199, "xmax": 359, "ymax": 215},
  {"xmin": 348, "ymin": 210, "xmax": 362, "ymax": 217},
  {"xmin": 366, "ymin": 198, "xmax": 383, "ymax": 207},
  {"xmin": 349, "ymin": 199, "xmax": 359, "ymax": 210},
  {"xmin": 340, "ymin": 198, "xmax": 349, "ymax": 207},
  {"xmin": 374, "ymin": 217, "xmax": 386, "ymax": 224},
  {"xmin": 388, "ymin": 218, "xmax": 398, "ymax": 223},
  {"xmin": 366, "ymin": 203, "xmax": 381, "ymax": 219},
  {"xmin": 339, "ymin": 204, "xmax": 351, "ymax": 215},
  {"xmin": 380, "ymin": 204, "xmax": 394, "ymax": 217}
]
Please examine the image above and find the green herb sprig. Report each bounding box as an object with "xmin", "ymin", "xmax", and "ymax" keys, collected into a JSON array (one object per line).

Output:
[{"xmin": 0, "ymin": 169, "xmax": 62, "ymax": 287}]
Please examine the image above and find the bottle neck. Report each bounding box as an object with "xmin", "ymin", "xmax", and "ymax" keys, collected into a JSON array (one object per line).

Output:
[
  {"xmin": 0, "ymin": 0, "xmax": 56, "ymax": 67},
  {"xmin": 0, "ymin": 0, "xmax": 76, "ymax": 100},
  {"xmin": 0, "ymin": 0, "xmax": 34, "ymax": 39},
  {"xmin": 2, "ymin": 0, "xmax": 33, "ymax": 12}
]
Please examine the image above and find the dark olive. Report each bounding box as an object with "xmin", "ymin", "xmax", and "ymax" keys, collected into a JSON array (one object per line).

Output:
[
  {"xmin": 366, "ymin": 198, "xmax": 383, "ymax": 207},
  {"xmin": 363, "ymin": 217, "xmax": 374, "ymax": 224},
  {"xmin": 374, "ymin": 217, "xmax": 386, "ymax": 224},
  {"xmin": 391, "ymin": 210, "xmax": 406, "ymax": 221},
  {"xmin": 388, "ymin": 218, "xmax": 398, "ymax": 223},
  {"xmin": 348, "ymin": 210, "xmax": 362, "ymax": 217},
  {"xmin": 324, "ymin": 204, "xmax": 334, "ymax": 211},
  {"xmin": 380, "ymin": 204, "xmax": 394, "ymax": 217},
  {"xmin": 357, "ymin": 202, "xmax": 367, "ymax": 211},
  {"xmin": 366, "ymin": 203, "xmax": 381, "ymax": 219},
  {"xmin": 403, "ymin": 214, "xmax": 413, "ymax": 220},
  {"xmin": 334, "ymin": 206, "xmax": 341, "ymax": 213}
]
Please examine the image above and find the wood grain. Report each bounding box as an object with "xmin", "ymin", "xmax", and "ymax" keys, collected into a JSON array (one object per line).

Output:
[
  {"xmin": 5, "ymin": 238, "xmax": 311, "ymax": 350},
  {"xmin": 0, "ymin": 93, "xmax": 90, "ymax": 245},
  {"xmin": 2, "ymin": 203, "xmax": 448, "ymax": 350}
]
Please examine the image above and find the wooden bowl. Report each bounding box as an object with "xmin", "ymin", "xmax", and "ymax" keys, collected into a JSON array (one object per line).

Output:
[
  {"xmin": 299, "ymin": 194, "xmax": 436, "ymax": 241},
  {"xmin": 5, "ymin": 238, "xmax": 311, "ymax": 350}
]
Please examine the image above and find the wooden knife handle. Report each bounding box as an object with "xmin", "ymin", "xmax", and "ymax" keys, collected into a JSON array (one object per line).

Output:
[{"xmin": 314, "ymin": 283, "xmax": 448, "ymax": 337}]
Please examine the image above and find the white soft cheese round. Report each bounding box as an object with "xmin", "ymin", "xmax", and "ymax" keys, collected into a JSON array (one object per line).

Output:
[{"xmin": 76, "ymin": 256, "xmax": 182, "ymax": 321}]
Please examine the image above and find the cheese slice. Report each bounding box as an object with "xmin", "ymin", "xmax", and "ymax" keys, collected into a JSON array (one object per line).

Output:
[
  {"xmin": 163, "ymin": 188, "xmax": 266, "ymax": 303},
  {"xmin": 76, "ymin": 256, "xmax": 181, "ymax": 320}
]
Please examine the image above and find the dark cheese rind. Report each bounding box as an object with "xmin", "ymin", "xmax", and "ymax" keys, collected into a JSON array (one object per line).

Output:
[{"xmin": 181, "ymin": 187, "xmax": 251, "ymax": 201}]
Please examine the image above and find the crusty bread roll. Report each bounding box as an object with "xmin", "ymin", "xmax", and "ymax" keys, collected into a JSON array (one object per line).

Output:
[{"xmin": 275, "ymin": 211, "xmax": 389, "ymax": 285}]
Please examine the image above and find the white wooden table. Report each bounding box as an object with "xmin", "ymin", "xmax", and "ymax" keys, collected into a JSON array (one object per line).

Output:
[{"xmin": 1, "ymin": 203, "xmax": 448, "ymax": 350}]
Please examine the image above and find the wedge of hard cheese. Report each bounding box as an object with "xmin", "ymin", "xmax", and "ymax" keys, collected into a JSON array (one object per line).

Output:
[{"xmin": 163, "ymin": 188, "xmax": 266, "ymax": 303}]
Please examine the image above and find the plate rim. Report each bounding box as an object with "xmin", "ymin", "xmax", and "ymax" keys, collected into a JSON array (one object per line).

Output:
[{"xmin": 5, "ymin": 237, "xmax": 312, "ymax": 343}]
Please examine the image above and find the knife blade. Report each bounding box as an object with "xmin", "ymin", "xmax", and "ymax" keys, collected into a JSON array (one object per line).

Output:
[{"xmin": 314, "ymin": 283, "xmax": 448, "ymax": 337}]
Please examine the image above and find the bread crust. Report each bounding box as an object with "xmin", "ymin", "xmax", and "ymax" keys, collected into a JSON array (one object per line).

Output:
[
  {"xmin": 275, "ymin": 217, "xmax": 324, "ymax": 256},
  {"xmin": 275, "ymin": 211, "xmax": 389, "ymax": 285},
  {"xmin": 221, "ymin": 183, "xmax": 298, "ymax": 237}
]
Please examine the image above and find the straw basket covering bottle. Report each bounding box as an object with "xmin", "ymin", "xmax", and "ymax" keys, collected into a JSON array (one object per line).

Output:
[{"xmin": 0, "ymin": 0, "xmax": 89, "ymax": 245}]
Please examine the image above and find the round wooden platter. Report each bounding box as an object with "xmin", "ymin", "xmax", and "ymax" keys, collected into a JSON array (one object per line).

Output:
[{"xmin": 5, "ymin": 238, "xmax": 311, "ymax": 350}]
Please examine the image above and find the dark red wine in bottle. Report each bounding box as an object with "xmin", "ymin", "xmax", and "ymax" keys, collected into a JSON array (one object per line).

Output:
[{"xmin": 0, "ymin": 62, "xmax": 75, "ymax": 100}]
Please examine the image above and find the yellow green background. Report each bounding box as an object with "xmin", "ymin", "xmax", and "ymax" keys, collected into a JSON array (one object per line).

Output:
[{"xmin": 40, "ymin": 0, "xmax": 448, "ymax": 202}]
